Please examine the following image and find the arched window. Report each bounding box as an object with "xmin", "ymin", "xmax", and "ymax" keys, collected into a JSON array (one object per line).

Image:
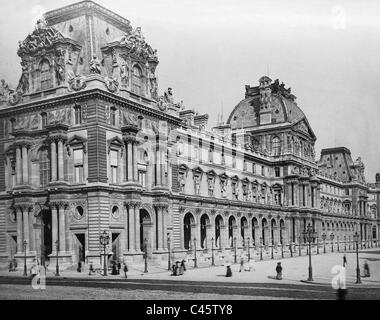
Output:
[
  {"xmin": 40, "ymin": 60, "xmax": 53, "ymax": 91},
  {"xmin": 132, "ymin": 65, "xmax": 143, "ymax": 95},
  {"xmin": 272, "ymin": 136, "xmax": 281, "ymax": 156},
  {"xmin": 39, "ymin": 148, "xmax": 50, "ymax": 187}
]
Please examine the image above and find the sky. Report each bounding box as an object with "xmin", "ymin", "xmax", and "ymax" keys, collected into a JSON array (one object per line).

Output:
[{"xmin": 0, "ymin": 0, "xmax": 379, "ymax": 181}]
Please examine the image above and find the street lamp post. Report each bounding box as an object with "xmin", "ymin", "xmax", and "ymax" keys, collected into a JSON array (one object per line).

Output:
[
  {"xmin": 233, "ymin": 237, "xmax": 237, "ymax": 264},
  {"xmin": 99, "ymin": 231, "xmax": 110, "ymax": 276},
  {"xmin": 330, "ymin": 233, "xmax": 335, "ymax": 252},
  {"xmin": 211, "ymin": 237, "xmax": 215, "ymax": 266},
  {"xmin": 271, "ymin": 242, "xmax": 274, "ymax": 259},
  {"xmin": 247, "ymin": 237, "xmax": 250, "ymax": 262},
  {"xmin": 23, "ymin": 240, "xmax": 27, "ymax": 276},
  {"xmin": 303, "ymin": 224, "xmax": 317, "ymax": 282},
  {"xmin": 353, "ymin": 232, "xmax": 361, "ymax": 284},
  {"xmin": 55, "ymin": 240, "xmax": 60, "ymax": 276},
  {"xmin": 322, "ymin": 233, "xmax": 326, "ymax": 253},
  {"xmin": 167, "ymin": 234, "xmax": 171, "ymax": 271},
  {"xmin": 193, "ymin": 238, "xmax": 198, "ymax": 268},
  {"xmin": 316, "ymin": 237, "xmax": 319, "ymax": 254},
  {"xmin": 144, "ymin": 238, "xmax": 148, "ymax": 273},
  {"xmin": 260, "ymin": 237, "xmax": 263, "ymax": 261}
]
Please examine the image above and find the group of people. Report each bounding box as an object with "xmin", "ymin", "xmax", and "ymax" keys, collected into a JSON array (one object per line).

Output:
[
  {"xmin": 171, "ymin": 260, "xmax": 186, "ymax": 276},
  {"xmin": 87, "ymin": 260, "xmax": 129, "ymax": 278}
]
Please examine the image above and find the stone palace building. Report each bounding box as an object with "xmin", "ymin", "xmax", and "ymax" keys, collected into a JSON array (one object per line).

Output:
[{"xmin": 0, "ymin": 1, "xmax": 379, "ymax": 267}]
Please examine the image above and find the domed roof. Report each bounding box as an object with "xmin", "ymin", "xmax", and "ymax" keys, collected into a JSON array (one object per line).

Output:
[{"xmin": 227, "ymin": 77, "xmax": 315, "ymax": 139}]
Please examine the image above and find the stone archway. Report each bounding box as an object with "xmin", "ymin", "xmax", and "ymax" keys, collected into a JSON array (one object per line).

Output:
[
  {"xmin": 215, "ymin": 215, "xmax": 224, "ymax": 249},
  {"xmin": 228, "ymin": 216, "xmax": 236, "ymax": 247},
  {"xmin": 262, "ymin": 218, "xmax": 268, "ymax": 245},
  {"xmin": 252, "ymin": 217, "xmax": 259, "ymax": 246},
  {"xmin": 240, "ymin": 216, "xmax": 248, "ymax": 246},
  {"xmin": 184, "ymin": 212, "xmax": 195, "ymax": 250},
  {"xmin": 200, "ymin": 214, "xmax": 210, "ymax": 249},
  {"xmin": 140, "ymin": 209, "xmax": 153, "ymax": 257}
]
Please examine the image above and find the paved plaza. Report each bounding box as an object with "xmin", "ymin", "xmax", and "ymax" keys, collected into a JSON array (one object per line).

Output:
[{"xmin": 0, "ymin": 248, "xmax": 379, "ymax": 300}]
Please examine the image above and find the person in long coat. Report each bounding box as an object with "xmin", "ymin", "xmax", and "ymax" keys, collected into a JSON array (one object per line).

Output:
[
  {"xmin": 226, "ymin": 263, "xmax": 232, "ymax": 277},
  {"xmin": 276, "ymin": 262, "xmax": 283, "ymax": 280}
]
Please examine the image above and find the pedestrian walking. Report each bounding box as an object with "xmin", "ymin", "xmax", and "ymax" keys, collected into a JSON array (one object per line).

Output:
[
  {"xmin": 363, "ymin": 260, "xmax": 370, "ymax": 277},
  {"xmin": 117, "ymin": 261, "xmax": 121, "ymax": 275},
  {"xmin": 123, "ymin": 262, "xmax": 128, "ymax": 278},
  {"xmin": 276, "ymin": 262, "xmax": 283, "ymax": 280},
  {"xmin": 77, "ymin": 261, "xmax": 82, "ymax": 272},
  {"xmin": 180, "ymin": 259, "xmax": 186, "ymax": 274},
  {"xmin": 88, "ymin": 261, "xmax": 94, "ymax": 275},
  {"xmin": 343, "ymin": 254, "xmax": 347, "ymax": 267},
  {"xmin": 239, "ymin": 256, "xmax": 244, "ymax": 272},
  {"xmin": 111, "ymin": 262, "xmax": 118, "ymax": 275}
]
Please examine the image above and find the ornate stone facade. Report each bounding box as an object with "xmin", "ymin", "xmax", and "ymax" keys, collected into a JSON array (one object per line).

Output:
[{"xmin": 0, "ymin": 1, "xmax": 378, "ymax": 267}]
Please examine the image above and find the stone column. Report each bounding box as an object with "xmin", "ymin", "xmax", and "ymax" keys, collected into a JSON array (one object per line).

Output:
[
  {"xmin": 22, "ymin": 145, "xmax": 28, "ymax": 185},
  {"xmin": 134, "ymin": 204, "xmax": 140, "ymax": 251},
  {"xmin": 127, "ymin": 142, "xmax": 133, "ymax": 182},
  {"xmin": 59, "ymin": 204, "xmax": 66, "ymax": 252},
  {"xmin": 220, "ymin": 224, "xmax": 227, "ymax": 249},
  {"xmin": 127, "ymin": 204, "xmax": 135, "ymax": 251},
  {"xmin": 23, "ymin": 207, "xmax": 30, "ymax": 252},
  {"xmin": 156, "ymin": 144, "xmax": 161, "ymax": 186},
  {"xmin": 64, "ymin": 206, "xmax": 71, "ymax": 253},
  {"xmin": 51, "ymin": 205, "xmax": 58, "ymax": 252},
  {"xmin": 16, "ymin": 146, "xmax": 22, "ymax": 185},
  {"xmin": 157, "ymin": 206, "xmax": 163, "ymax": 251},
  {"xmin": 16, "ymin": 207, "xmax": 23, "ymax": 253},
  {"xmin": 28, "ymin": 208, "xmax": 35, "ymax": 252},
  {"xmin": 161, "ymin": 207, "xmax": 167, "ymax": 250},
  {"xmin": 51, "ymin": 140, "xmax": 57, "ymax": 182},
  {"xmin": 133, "ymin": 142, "xmax": 138, "ymax": 182},
  {"xmin": 58, "ymin": 140, "xmax": 64, "ymax": 181},
  {"xmin": 119, "ymin": 149, "xmax": 124, "ymax": 183}
]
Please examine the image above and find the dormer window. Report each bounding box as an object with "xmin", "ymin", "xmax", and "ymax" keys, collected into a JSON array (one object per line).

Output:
[
  {"xmin": 40, "ymin": 59, "xmax": 53, "ymax": 91},
  {"xmin": 132, "ymin": 65, "xmax": 143, "ymax": 95}
]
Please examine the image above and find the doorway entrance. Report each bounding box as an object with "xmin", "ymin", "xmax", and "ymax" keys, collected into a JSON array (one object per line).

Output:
[{"xmin": 75, "ymin": 233, "xmax": 85, "ymax": 263}]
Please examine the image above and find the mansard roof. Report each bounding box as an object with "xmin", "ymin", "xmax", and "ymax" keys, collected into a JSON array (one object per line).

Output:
[{"xmin": 227, "ymin": 76, "xmax": 316, "ymax": 140}]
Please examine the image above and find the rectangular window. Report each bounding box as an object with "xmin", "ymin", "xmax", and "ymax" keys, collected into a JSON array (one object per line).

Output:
[
  {"xmin": 275, "ymin": 167, "xmax": 280, "ymax": 177},
  {"xmin": 261, "ymin": 166, "xmax": 265, "ymax": 176},
  {"xmin": 252, "ymin": 163, "xmax": 256, "ymax": 174},
  {"xmin": 110, "ymin": 107, "xmax": 116, "ymax": 126},
  {"xmin": 74, "ymin": 149, "xmax": 84, "ymax": 183},
  {"xmin": 110, "ymin": 150, "xmax": 118, "ymax": 184},
  {"xmin": 139, "ymin": 170, "xmax": 146, "ymax": 187},
  {"xmin": 74, "ymin": 106, "xmax": 82, "ymax": 125}
]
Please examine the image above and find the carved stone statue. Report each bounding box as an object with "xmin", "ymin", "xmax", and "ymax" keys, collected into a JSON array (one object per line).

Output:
[
  {"xmin": 0, "ymin": 79, "xmax": 10, "ymax": 103},
  {"xmin": 148, "ymin": 65, "xmax": 158, "ymax": 100},
  {"xmin": 220, "ymin": 179, "xmax": 227, "ymax": 197},
  {"xmin": 179, "ymin": 173, "xmax": 186, "ymax": 192},
  {"xmin": 89, "ymin": 56, "xmax": 102, "ymax": 74},
  {"xmin": 376, "ymin": 173, "xmax": 380, "ymax": 182},
  {"xmin": 55, "ymin": 49, "xmax": 66, "ymax": 85},
  {"xmin": 17, "ymin": 60, "xmax": 29, "ymax": 93},
  {"xmin": 194, "ymin": 175, "xmax": 201, "ymax": 195},
  {"xmin": 164, "ymin": 88, "xmax": 174, "ymax": 104},
  {"xmin": 120, "ymin": 61, "xmax": 129, "ymax": 86},
  {"xmin": 207, "ymin": 176, "xmax": 215, "ymax": 196}
]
